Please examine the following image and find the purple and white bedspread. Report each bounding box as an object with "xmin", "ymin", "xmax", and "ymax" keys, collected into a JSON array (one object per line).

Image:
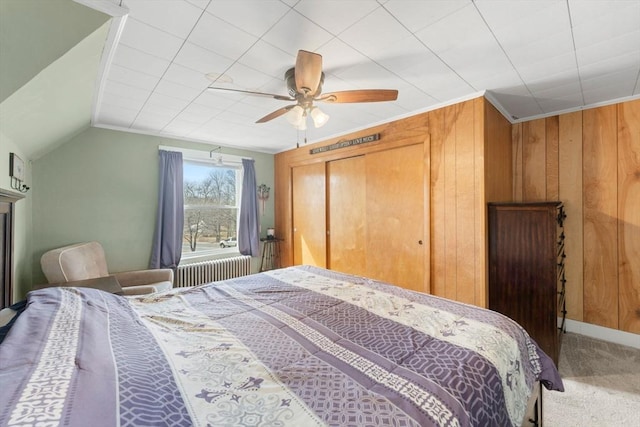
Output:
[{"xmin": 0, "ymin": 265, "xmax": 562, "ymax": 427}]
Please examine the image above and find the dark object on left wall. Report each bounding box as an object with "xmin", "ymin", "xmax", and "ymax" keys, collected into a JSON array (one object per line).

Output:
[{"xmin": 9, "ymin": 153, "xmax": 30, "ymax": 193}]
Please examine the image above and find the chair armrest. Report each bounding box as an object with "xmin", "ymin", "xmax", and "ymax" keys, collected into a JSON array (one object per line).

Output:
[
  {"xmin": 121, "ymin": 285, "xmax": 159, "ymax": 296},
  {"xmin": 113, "ymin": 269, "xmax": 174, "ymax": 287}
]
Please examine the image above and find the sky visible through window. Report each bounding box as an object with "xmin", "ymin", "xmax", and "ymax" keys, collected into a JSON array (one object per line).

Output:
[{"xmin": 183, "ymin": 162, "xmax": 212, "ymax": 183}]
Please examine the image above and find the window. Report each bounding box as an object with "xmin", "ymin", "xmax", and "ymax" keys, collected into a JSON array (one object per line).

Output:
[{"xmin": 182, "ymin": 158, "xmax": 242, "ymax": 259}]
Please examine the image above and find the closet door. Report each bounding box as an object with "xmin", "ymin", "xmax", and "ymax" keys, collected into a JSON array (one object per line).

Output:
[
  {"xmin": 292, "ymin": 162, "xmax": 326, "ymax": 267},
  {"xmin": 327, "ymin": 156, "xmax": 366, "ymax": 276},
  {"xmin": 366, "ymin": 144, "xmax": 425, "ymax": 291}
]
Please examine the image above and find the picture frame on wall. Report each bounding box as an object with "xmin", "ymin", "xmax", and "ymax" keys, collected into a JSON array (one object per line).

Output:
[{"xmin": 9, "ymin": 153, "xmax": 25, "ymax": 181}]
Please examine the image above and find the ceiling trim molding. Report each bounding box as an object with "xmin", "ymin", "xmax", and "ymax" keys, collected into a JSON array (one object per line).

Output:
[
  {"xmin": 90, "ymin": 15, "xmax": 128, "ymax": 126},
  {"xmin": 73, "ymin": 0, "xmax": 129, "ymax": 17},
  {"xmin": 509, "ymin": 93, "xmax": 640, "ymax": 124}
]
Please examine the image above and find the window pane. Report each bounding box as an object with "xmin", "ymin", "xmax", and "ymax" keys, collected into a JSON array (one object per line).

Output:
[{"xmin": 183, "ymin": 160, "xmax": 240, "ymax": 256}]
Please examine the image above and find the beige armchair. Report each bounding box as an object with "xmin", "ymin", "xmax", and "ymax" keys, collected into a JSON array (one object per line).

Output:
[{"xmin": 40, "ymin": 242, "xmax": 173, "ymax": 296}]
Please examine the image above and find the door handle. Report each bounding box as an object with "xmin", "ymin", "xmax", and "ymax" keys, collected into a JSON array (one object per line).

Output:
[{"xmin": 418, "ymin": 240, "xmax": 423, "ymax": 245}]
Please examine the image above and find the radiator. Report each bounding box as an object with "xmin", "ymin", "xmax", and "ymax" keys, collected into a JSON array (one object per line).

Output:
[{"xmin": 175, "ymin": 256, "xmax": 251, "ymax": 287}]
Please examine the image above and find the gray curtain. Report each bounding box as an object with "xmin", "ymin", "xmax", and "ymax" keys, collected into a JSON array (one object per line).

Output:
[
  {"xmin": 238, "ymin": 158, "xmax": 260, "ymax": 256},
  {"xmin": 150, "ymin": 150, "xmax": 184, "ymax": 269}
]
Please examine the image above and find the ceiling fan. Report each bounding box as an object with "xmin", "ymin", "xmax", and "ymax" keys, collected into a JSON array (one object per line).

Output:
[{"xmin": 207, "ymin": 50, "xmax": 398, "ymax": 130}]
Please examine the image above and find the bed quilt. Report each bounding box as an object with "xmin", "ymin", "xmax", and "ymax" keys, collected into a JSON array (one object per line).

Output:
[{"xmin": 0, "ymin": 265, "xmax": 562, "ymax": 427}]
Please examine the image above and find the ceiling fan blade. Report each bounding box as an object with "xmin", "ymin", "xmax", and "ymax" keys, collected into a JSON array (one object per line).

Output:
[
  {"xmin": 317, "ymin": 89, "xmax": 398, "ymax": 103},
  {"xmin": 256, "ymin": 105, "xmax": 296, "ymax": 123},
  {"xmin": 295, "ymin": 50, "xmax": 323, "ymax": 96},
  {"xmin": 208, "ymin": 86, "xmax": 294, "ymax": 101}
]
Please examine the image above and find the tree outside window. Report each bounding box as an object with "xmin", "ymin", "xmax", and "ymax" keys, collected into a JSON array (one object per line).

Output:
[{"xmin": 182, "ymin": 160, "xmax": 241, "ymax": 257}]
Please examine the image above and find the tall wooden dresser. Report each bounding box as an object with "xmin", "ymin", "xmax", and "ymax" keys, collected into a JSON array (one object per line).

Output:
[{"xmin": 488, "ymin": 202, "xmax": 567, "ymax": 365}]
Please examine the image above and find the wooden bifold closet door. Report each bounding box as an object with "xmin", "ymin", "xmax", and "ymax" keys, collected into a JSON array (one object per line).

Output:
[
  {"xmin": 292, "ymin": 143, "xmax": 425, "ymax": 292},
  {"xmin": 292, "ymin": 162, "xmax": 326, "ymax": 267},
  {"xmin": 327, "ymin": 156, "xmax": 366, "ymax": 277},
  {"xmin": 364, "ymin": 144, "xmax": 424, "ymax": 291}
]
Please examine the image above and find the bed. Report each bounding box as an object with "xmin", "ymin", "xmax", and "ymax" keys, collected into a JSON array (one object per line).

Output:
[{"xmin": 0, "ymin": 265, "xmax": 563, "ymax": 427}]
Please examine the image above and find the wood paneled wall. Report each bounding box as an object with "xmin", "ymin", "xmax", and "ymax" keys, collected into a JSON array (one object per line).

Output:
[
  {"xmin": 275, "ymin": 97, "xmax": 512, "ymax": 308},
  {"xmin": 512, "ymin": 99, "xmax": 640, "ymax": 334},
  {"xmin": 275, "ymin": 95, "xmax": 638, "ymax": 333},
  {"xmin": 429, "ymin": 98, "xmax": 511, "ymax": 306}
]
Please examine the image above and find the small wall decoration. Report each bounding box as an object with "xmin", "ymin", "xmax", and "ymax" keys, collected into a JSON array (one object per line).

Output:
[
  {"xmin": 257, "ymin": 184, "xmax": 270, "ymax": 215},
  {"xmin": 309, "ymin": 133, "xmax": 380, "ymax": 154},
  {"xmin": 9, "ymin": 153, "xmax": 25, "ymax": 181},
  {"xmin": 9, "ymin": 153, "xmax": 30, "ymax": 193}
]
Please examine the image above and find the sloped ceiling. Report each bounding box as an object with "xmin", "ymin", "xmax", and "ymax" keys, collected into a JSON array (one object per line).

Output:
[
  {"xmin": 0, "ymin": 0, "xmax": 109, "ymax": 103},
  {"xmin": 0, "ymin": 22, "xmax": 111, "ymax": 160},
  {"xmin": 0, "ymin": 0, "xmax": 109, "ymax": 160}
]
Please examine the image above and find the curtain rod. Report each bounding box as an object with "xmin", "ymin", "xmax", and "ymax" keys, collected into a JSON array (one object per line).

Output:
[{"xmin": 158, "ymin": 145, "xmax": 253, "ymax": 161}]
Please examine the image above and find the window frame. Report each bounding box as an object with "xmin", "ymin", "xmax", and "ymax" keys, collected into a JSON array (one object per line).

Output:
[{"xmin": 159, "ymin": 146, "xmax": 247, "ymax": 263}]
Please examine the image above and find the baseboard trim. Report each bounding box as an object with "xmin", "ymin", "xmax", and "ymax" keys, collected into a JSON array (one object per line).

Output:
[{"xmin": 564, "ymin": 319, "xmax": 640, "ymax": 349}]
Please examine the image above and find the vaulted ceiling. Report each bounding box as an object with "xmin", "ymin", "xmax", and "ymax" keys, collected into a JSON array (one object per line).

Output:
[{"xmin": 2, "ymin": 0, "xmax": 640, "ymax": 158}]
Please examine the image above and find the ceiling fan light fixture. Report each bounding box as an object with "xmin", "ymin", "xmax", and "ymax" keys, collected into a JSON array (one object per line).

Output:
[
  {"xmin": 285, "ymin": 105, "xmax": 305, "ymax": 126},
  {"xmin": 310, "ymin": 106, "xmax": 329, "ymax": 128},
  {"xmin": 295, "ymin": 115, "xmax": 307, "ymax": 130}
]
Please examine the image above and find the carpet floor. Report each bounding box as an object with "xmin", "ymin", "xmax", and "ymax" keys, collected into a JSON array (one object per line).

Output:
[{"xmin": 543, "ymin": 332, "xmax": 640, "ymax": 427}]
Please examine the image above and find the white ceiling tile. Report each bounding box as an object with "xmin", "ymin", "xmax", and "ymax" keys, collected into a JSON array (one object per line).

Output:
[
  {"xmin": 206, "ymin": 0, "xmax": 290, "ymax": 37},
  {"xmin": 188, "ymin": 12, "xmax": 258, "ymax": 60},
  {"xmin": 479, "ymin": 0, "xmax": 568, "ymax": 47},
  {"xmin": 470, "ymin": 68, "xmax": 524, "ymax": 92},
  {"xmin": 531, "ymin": 79, "xmax": 582, "ymax": 99},
  {"xmin": 173, "ymin": 42, "xmax": 235, "ymax": 75},
  {"xmin": 178, "ymin": 103, "xmax": 223, "ymax": 124},
  {"xmin": 118, "ymin": 19, "xmax": 184, "ymax": 61},
  {"xmin": 132, "ymin": 112, "xmax": 175, "ymax": 131},
  {"xmin": 369, "ymin": 36, "xmax": 432, "ymax": 74},
  {"xmin": 161, "ymin": 119, "xmax": 203, "ymax": 136},
  {"xmin": 146, "ymin": 92, "xmax": 192, "ymax": 113},
  {"xmin": 97, "ymin": 106, "xmax": 138, "ymax": 128},
  {"xmin": 103, "ymin": 80, "xmax": 151, "ymax": 103},
  {"xmin": 185, "ymin": 0, "xmax": 209, "ymax": 10},
  {"xmin": 581, "ymin": 65, "xmax": 640, "ymax": 94},
  {"xmin": 294, "ymin": 0, "xmax": 380, "ymax": 35},
  {"xmin": 475, "ymin": 0, "xmax": 563, "ymax": 26},
  {"xmin": 414, "ymin": 4, "xmax": 485, "ymax": 54},
  {"xmin": 576, "ymin": 30, "xmax": 640, "ymax": 68},
  {"xmin": 193, "ymin": 90, "xmax": 242, "ymax": 110},
  {"xmin": 330, "ymin": 61, "xmax": 398, "ymax": 89},
  {"xmin": 125, "ymin": 0, "xmax": 203, "ymax": 38},
  {"xmin": 571, "ymin": 1, "xmax": 640, "ymax": 49},
  {"xmin": 579, "ymin": 53, "xmax": 640, "ymax": 82},
  {"xmin": 107, "ymin": 64, "xmax": 160, "ymax": 91},
  {"xmin": 99, "ymin": 92, "xmax": 146, "ymax": 112},
  {"xmin": 111, "ymin": 45, "xmax": 171, "ymax": 78},
  {"xmin": 154, "ymin": 79, "xmax": 203, "ymax": 102},
  {"xmin": 261, "ymin": 10, "xmax": 334, "ymax": 56},
  {"xmin": 316, "ymin": 38, "xmax": 371, "ymax": 75},
  {"xmin": 162, "ymin": 63, "xmax": 212, "ymax": 91},
  {"xmin": 220, "ymin": 63, "xmax": 275, "ymax": 92},
  {"xmin": 582, "ymin": 83, "xmax": 633, "ymax": 105},
  {"xmin": 568, "ymin": 0, "xmax": 640, "ymax": 28},
  {"xmin": 536, "ymin": 93, "xmax": 585, "ymax": 114},
  {"xmin": 394, "ymin": 84, "xmax": 438, "ymax": 112},
  {"xmin": 505, "ymin": 30, "xmax": 575, "ymax": 70},
  {"xmin": 384, "ymin": 0, "xmax": 470, "ymax": 33},
  {"xmin": 339, "ymin": 7, "xmax": 411, "ymax": 58},
  {"xmin": 517, "ymin": 52, "xmax": 579, "ymax": 83},
  {"xmin": 237, "ymin": 41, "xmax": 296, "ymax": 79}
]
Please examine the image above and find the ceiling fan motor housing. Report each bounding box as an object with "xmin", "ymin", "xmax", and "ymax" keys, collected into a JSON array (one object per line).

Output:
[{"xmin": 285, "ymin": 67, "xmax": 324, "ymax": 99}]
